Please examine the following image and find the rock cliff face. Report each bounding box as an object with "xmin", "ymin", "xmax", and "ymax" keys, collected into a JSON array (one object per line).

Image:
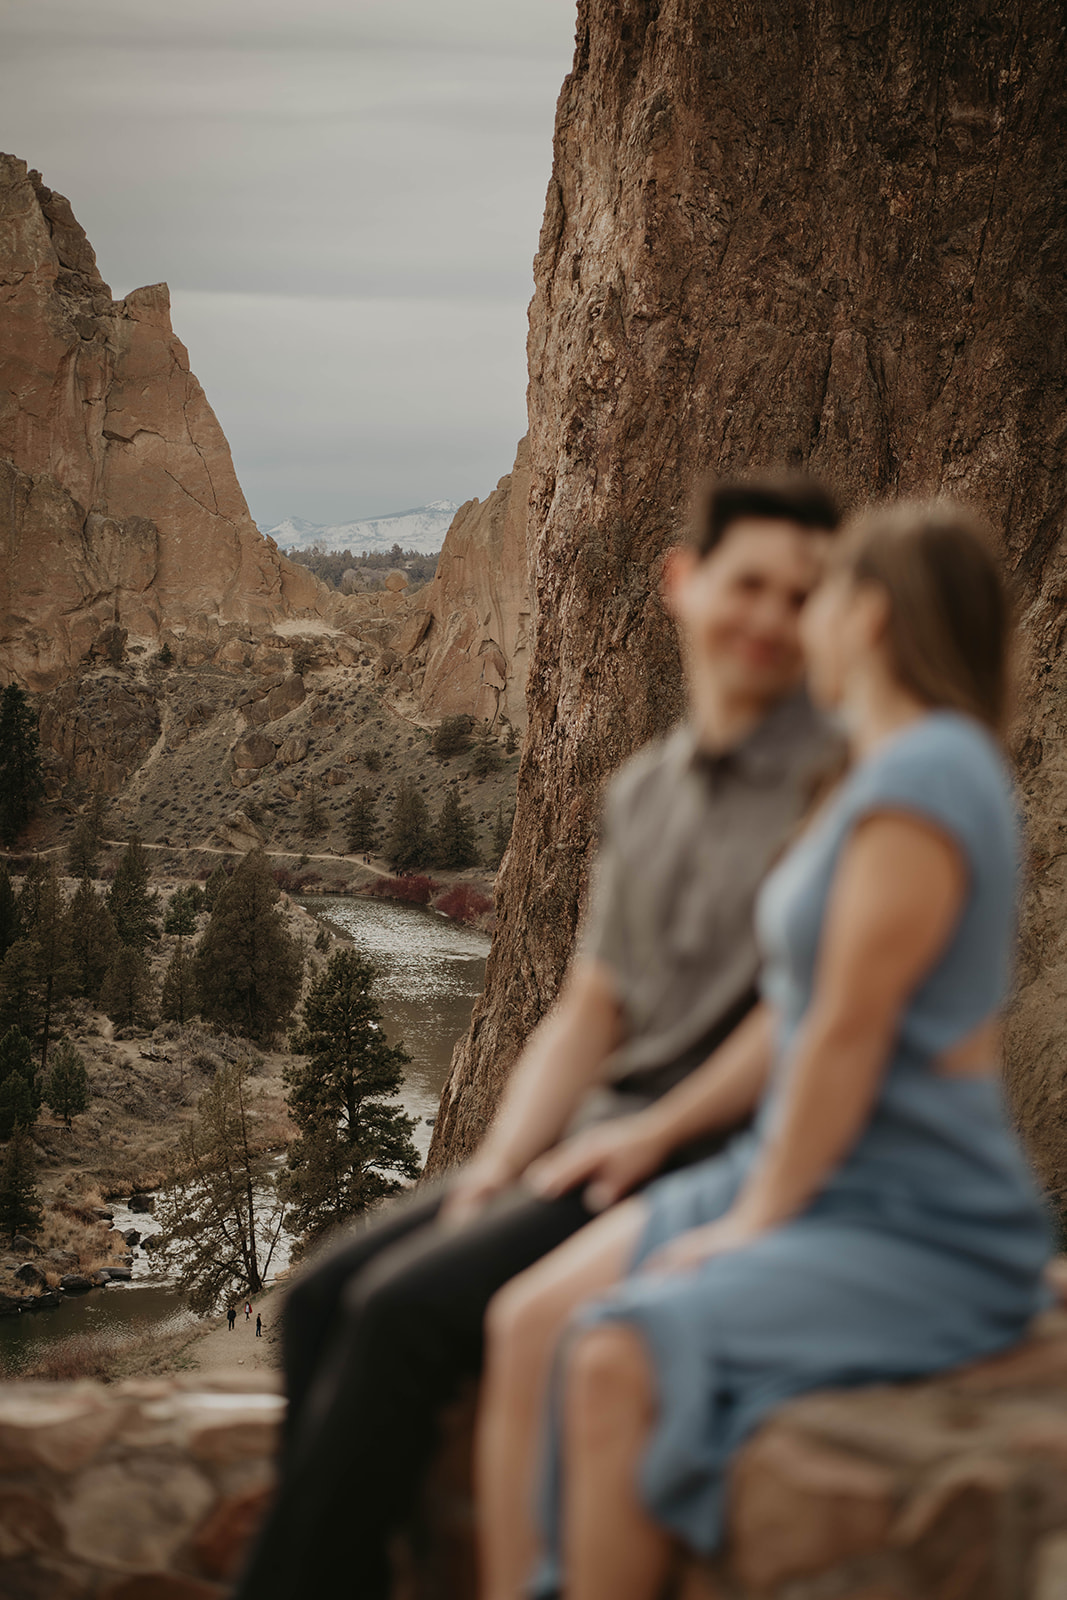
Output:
[
  {"xmin": 429, "ymin": 0, "xmax": 1067, "ymax": 1177},
  {"xmin": 0, "ymin": 154, "xmax": 320, "ymax": 691},
  {"xmin": 395, "ymin": 438, "xmax": 532, "ymax": 730}
]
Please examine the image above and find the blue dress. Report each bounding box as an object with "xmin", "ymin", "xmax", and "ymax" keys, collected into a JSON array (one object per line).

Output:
[{"xmin": 536, "ymin": 712, "xmax": 1051, "ymax": 1583}]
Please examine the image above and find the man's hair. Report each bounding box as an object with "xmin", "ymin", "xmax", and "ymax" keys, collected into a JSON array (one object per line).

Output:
[{"xmin": 691, "ymin": 474, "xmax": 841, "ymax": 558}]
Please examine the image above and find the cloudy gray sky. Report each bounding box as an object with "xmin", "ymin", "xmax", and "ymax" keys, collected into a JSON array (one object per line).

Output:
[{"xmin": 1, "ymin": 0, "xmax": 577, "ymax": 526}]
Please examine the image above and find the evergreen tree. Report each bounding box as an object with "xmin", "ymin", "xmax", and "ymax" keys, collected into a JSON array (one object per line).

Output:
[
  {"xmin": 282, "ymin": 948, "xmax": 419, "ymax": 1245},
  {"xmin": 154, "ymin": 1062, "xmax": 286, "ymax": 1312},
  {"xmin": 0, "ymin": 866, "xmax": 18, "ymax": 961},
  {"xmin": 65, "ymin": 874, "xmax": 117, "ymax": 1000},
  {"xmin": 0, "ymin": 1129, "xmax": 42, "ymax": 1243},
  {"xmin": 300, "ymin": 783, "xmax": 326, "ymax": 838},
  {"xmin": 204, "ymin": 863, "xmax": 229, "ymax": 910},
  {"xmin": 469, "ymin": 720, "xmax": 502, "ymax": 778},
  {"xmin": 30, "ymin": 860, "xmax": 72, "ymax": 1067},
  {"xmin": 67, "ymin": 818, "xmax": 99, "ymax": 879},
  {"xmin": 431, "ymin": 715, "xmax": 472, "ymax": 760},
  {"xmin": 385, "ymin": 779, "xmax": 433, "ymax": 871},
  {"xmin": 161, "ymin": 942, "xmax": 199, "ymax": 1026},
  {"xmin": 163, "ymin": 885, "xmax": 201, "ymax": 936},
  {"xmin": 101, "ymin": 944, "xmax": 155, "ymax": 1030},
  {"xmin": 434, "ymin": 787, "xmax": 479, "ymax": 869},
  {"xmin": 194, "ymin": 849, "xmax": 302, "ymax": 1043},
  {"xmin": 345, "ymin": 786, "xmax": 378, "ymax": 854},
  {"xmin": 0, "ymin": 1027, "xmax": 40, "ymax": 1139},
  {"xmin": 16, "ymin": 854, "xmax": 49, "ymax": 934},
  {"xmin": 43, "ymin": 1041, "xmax": 90, "ymax": 1127},
  {"xmin": 0, "ymin": 684, "xmax": 44, "ymax": 847},
  {"xmin": 106, "ymin": 836, "xmax": 159, "ymax": 949},
  {"xmin": 490, "ymin": 804, "xmax": 513, "ymax": 868},
  {"xmin": 0, "ymin": 939, "xmax": 45, "ymax": 1045}
]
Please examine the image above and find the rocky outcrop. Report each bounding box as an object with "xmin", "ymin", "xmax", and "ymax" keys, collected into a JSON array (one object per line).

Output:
[
  {"xmin": 397, "ymin": 438, "xmax": 533, "ymax": 729},
  {"xmin": 428, "ymin": 2, "xmax": 1067, "ymax": 1174},
  {"xmin": 0, "ymin": 154, "xmax": 322, "ymax": 691}
]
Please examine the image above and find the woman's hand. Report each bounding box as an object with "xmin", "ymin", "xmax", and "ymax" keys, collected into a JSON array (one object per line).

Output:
[
  {"xmin": 640, "ymin": 1210, "xmax": 764, "ymax": 1275},
  {"xmin": 526, "ymin": 1117, "xmax": 668, "ymax": 1212}
]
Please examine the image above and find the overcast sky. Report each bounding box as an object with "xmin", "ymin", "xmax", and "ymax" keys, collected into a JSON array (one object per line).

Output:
[{"xmin": 1, "ymin": 0, "xmax": 577, "ymax": 526}]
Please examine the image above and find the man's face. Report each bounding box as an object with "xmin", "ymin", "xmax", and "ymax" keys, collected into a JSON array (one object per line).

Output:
[{"xmin": 664, "ymin": 519, "xmax": 830, "ymax": 703}]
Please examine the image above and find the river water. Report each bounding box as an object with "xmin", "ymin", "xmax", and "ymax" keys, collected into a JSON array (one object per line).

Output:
[{"xmin": 0, "ymin": 896, "xmax": 490, "ymax": 1376}]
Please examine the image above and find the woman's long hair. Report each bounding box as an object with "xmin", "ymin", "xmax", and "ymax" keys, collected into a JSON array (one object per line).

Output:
[{"xmin": 841, "ymin": 500, "xmax": 1012, "ymax": 734}]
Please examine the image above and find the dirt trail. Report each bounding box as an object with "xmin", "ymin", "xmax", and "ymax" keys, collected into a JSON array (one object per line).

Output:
[{"xmin": 179, "ymin": 1283, "xmax": 284, "ymax": 1376}]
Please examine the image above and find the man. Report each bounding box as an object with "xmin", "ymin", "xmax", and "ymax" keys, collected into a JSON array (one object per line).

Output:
[{"xmin": 236, "ymin": 475, "xmax": 841, "ymax": 1600}]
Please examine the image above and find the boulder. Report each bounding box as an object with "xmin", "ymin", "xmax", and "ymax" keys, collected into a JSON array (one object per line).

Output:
[
  {"xmin": 45, "ymin": 1249, "xmax": 78, "ymax": 1270},
  {"xmin": 12, "ymin": 1234, "xmax": 38, "ymax": 1255},
  {"xmin": 129, "ymin": 1194, "xmax": 155, "ymax": 1214},
  {"xmin": 265, "ymin": 673, "xmax": 305, "ymax": 720},
  {"xmin": 103, "ymin": 1264, "xmax": 133, "ymax": 1280},
  {"xmin": 59, "ymin": 1274, "xmax": 93, "ymax": 1294},
  {"xmin": 232, "ymin": 731, "xmax": 275, "ymax": 771},
  {"xmin": 14, "ymin": 1262, "xmax": 45, "ymax": 1287},
  {"xmin": 123, "ymin": 1229, "xmax": 141, "ymax": 1247},
  {"xmin": 91, "ymin": 1207, "xmax": 114, "ymax": 1222},
  {"xmin": 276, "ymin": 734, "xmax": 309, "ymax": 766}
]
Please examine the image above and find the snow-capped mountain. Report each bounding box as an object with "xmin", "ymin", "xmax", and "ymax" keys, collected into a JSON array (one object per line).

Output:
[{"xmin": 261, "ymin": 499, "xmax": 460, "ymax": 556}]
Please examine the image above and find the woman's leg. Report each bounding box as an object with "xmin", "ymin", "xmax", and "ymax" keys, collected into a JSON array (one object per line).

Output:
[
  {"xmin": 563, "ymin": 1323, "xmax": 672, "ymax": 1600},
  {"xmin": 477, "ymin": 1196, "xmax": 647, "ymax": 1600}
]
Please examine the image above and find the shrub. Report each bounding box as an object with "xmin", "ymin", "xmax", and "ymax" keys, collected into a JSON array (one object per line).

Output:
[
  {"xmin": 433, "ymin": 886, "xmax": 493, "ymax": 924},
  {"xmin": 367, "ymin": 875, "xmax": 437, "ymax": 906},
  {"xmin": 431, "ymin": 716, "xmax": 473, "ymax": 760}
]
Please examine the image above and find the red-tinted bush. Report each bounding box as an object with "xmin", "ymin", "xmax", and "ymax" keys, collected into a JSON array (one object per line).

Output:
[
  {"xmin": 433, "ymin": 885, "xmax": 493, "ymax": 924},
  {"xmin": 367, "ymin": 874, "xmax": 437, "ymax": 905}
]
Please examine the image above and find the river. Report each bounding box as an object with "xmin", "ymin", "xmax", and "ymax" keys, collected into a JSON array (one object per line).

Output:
[{"xmin": 0, "ymin": 896, "xmax": 490, "ymax": 1376}]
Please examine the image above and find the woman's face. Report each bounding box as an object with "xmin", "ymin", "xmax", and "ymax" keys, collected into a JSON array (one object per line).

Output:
[{"xmin": 800, "ymin": 565, "xmax": 888, "ymax": 711}]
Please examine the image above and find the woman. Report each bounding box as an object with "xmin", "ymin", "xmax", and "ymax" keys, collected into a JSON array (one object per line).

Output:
[{"xmin": 476, "ymin": 500, "xmax": 1052, "ymax": 1600}]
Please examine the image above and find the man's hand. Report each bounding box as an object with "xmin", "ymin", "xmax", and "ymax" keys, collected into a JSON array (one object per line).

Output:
[
  {"xmin": 526, "ymin": 1117, "xmax": 667, "ymax": 1213},
  {"xmin": 439, "ymin": 1154, "xmax": 516, "ymax": 1226}
]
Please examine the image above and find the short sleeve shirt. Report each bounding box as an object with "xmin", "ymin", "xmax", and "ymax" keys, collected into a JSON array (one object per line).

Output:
[{"xmin": 578, "ymin": 689, "xmax": 841, "ymax": 1095}]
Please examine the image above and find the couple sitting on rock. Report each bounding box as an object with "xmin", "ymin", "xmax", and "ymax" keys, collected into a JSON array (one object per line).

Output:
[{"xmin": 238, "ymin": 477, "xmax": 1051, "ymax": 1600}]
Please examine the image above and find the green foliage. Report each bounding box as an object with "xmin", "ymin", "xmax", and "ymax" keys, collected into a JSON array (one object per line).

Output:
[
  {"xmin": 101, "ymin": 944, "xmax": 155, "ymax": 1031},
  {"xmin": 194, "ymin": 849, "xmax": 303, "ymax": 1043},
  {"xmin": 362, "ymin": 746, "xmax": 383, "ymax": 773},
  {"xmin": 345, "ymin": 785, "xmax": 378, "ymax": 854},
  {"xmin": 433, "ymin": 787, "xmax": 478, "ymax": 870},
  {"xmin": 431, "ymin": 715, "xmax": 473, "ymax": 760},
  {"xmin": 164, "ymin": 885, "xmax": 202, "ymax": 937},
  {"xmin": 43, "ymin": 1041, "xmax": 90, "ymax": 1127},
  {"xmin": 106, "ymin": 836, "xmax": 159, "ymax": 949},
  {"xmin": 65, "ymin": 875, "xmax": 117, "ymax": 1001},
  {"xmin": 160, "ymin": 942, "xmax": 199, "ymax": 1026},
  {"xmin": 287, "ymin": 544, "xmax": 438, "ymax": 591},
  {"xmin": 0, "ymin": 866, "xmax": 18, "ymax": 962},
  {"xmin": 503, "ymin": 720, "xmax": 518, "ymax": 755},
  {"xmin": 490, "ymin": 804, "xmax": 513, "ymax": 868},
  {"xmin": 282, "ymin": 948, "xmax": 419, "ymax": 1245},
  {"xmin": 29, "ymin": 861, "xmax": 73, "ymax": 1067},
  {"xmin": 0, "ymin": 939, "xmax": 45, "ymax": 1046},
  {"xmin": 469, "ymin": 721, "xmax": 502, "ymax": 778},
  {"xmin": 204, "ymin": 863, "xmax": 230, "ymax": 910},
  {"xmin": 156, "ymin": 641, "xmax": 175, "ymax": 666},
  {"xmin": 154, "ymin": 1062, "xmax": 285, "ymax": 1313},
  {"xmin": 313, "ymin": 925, "xmax": 331, "ymax": 953},
  {"xmin": 300, "ymin": 784, "xmax": 326, "ymax": 838},
  {"xmin": 67, "ymin": 818, "xmax": 99, "ymax": 879},
  {"xmin": 291, "ymin": 642, "xmax": 314, "ymax": 677},
  {"xmin": 0, "ymin": 684, "xmax": 44, "ymax": 847},
  {"xmin": 0, "ymin": 1129, "xmax": 42, "ymax": 1242},
  {"xmin": 0, "ymin": 1027, "xmax": 39, "ymax": 1139},
  {"xmin": 16, "ymin": 855, "xmax": 49, "ymax": 934},
  {"xmin": 385, "ymin": 779, "xmax": 433, "ymax": 871}
]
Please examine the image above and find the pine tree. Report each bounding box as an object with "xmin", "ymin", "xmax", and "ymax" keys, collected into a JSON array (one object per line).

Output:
[
  {"xmin": 101, "ymin": 944, "xmax": 155, "ymax": 1031},
  {"xmin": 0, "ymin": 866, "xmax": 18, "ymax": 962},
  {"xmin": 0, "ymin": 939, "xmax": 45, "ymax": 1045},
  {"xmin": 107, "ymin": 836, "xmax": 159, "ymax": 948},
  {"xmin": 0, "ymin": 684, "xmax": 44, "ymax": 847},
  {"xmin": 469, "ymin": 721, "xmax": 502, "ymax": 778},
  {"xmin": 65, "ymin": 874, "xmax": 117, "ymax": 1000},
  {"xmin": 490, "ymin": 804, "xmax": 513, "ymax": 868},
  {"xmin": 194, "ymin": 849, "xmax": 302, "ymax": 1043},
  {"xmin": 434, "ymin": 787, "xmax": 479, "ymax": 869},
  {"xmin": 204, "ymin": 863, "xmax": 230, "ymax": 910},
  {"xmin": 385, "ymin": 779, "xmax": 433, "ymax": 871},
  {"xmin": 345, "ymin": 786, "xmax": 378, "ymax": 854},
  {"xmin": 43, "ymin": 1041, "xmax": 90, "ymax": 1127},
  {"xmin": 300, "ymin": 784, "xmax": 326, "ymax": 838},
  {"xmin": 431, "ymin": 715, "xmax": 472, "ymax": 760},
  {"xmin": 282, "ymin": 948, "xmax": 419, "ymax": 1245},
  {"xmin": 16, "ymin": 854, "xmax": 49, "ymax": 934},
  {"xmin": 0, "ymin": 1129, "xmax": 42, "ymax": 1243},
  {"xmin": 67, "ymin": 818, "xmax": 98, "ymax": 879},
  {"xmin": 163, "ymin": 885, "xmax": 201, "ymax": 936},
  {"xmin": 154, "ymin": 1062, "xmax": 286, "ymax": 1312},
  {"xmin": 161, "ymin": 942, "xmax": 199, "ymax": 1026},
  {"xmin": 30, "ymin": 860, "xmax": 73, "ymax": 1067},
  {"xmin": 0, "ymin": 1026, "xmax": 39, "ymax": 1138}
]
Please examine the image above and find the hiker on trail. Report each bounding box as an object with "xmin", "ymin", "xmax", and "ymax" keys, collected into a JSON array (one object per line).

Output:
[
  {"xmin": 245, "ymin": 1301, "xmax": 252, "ymax": 1320},
  {"xmin": 227, "ymin": 1305, "xmax": 237, "ymax": 1331},
  {"xmin": 256, "ymin": 1314, "xmax": 263, "ymax": 1338}
]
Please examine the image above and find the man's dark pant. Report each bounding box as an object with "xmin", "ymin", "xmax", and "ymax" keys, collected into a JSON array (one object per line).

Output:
[{"xmin": 235, "ymin": 1181, "xmax": 598, "ymax": 1600}]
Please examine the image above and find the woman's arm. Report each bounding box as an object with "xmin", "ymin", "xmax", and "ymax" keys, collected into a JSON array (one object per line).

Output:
[
  {"xmin": 527, "ymin": 1003, "xmax": 775, "ymax": 1210},
  {"xmin": 647, "ymin": 811, "xmax": 967, "ymax": 1271}
]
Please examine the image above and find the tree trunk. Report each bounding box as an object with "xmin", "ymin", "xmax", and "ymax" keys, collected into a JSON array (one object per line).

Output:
[{"xmin": 427, "ymin": 0, "xmax": 1067, "ymax": 1188}]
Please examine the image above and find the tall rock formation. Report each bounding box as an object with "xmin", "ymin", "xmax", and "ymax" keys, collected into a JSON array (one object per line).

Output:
[
  {"xmin": 429, "ymin": 1, "xmax": 1067, "ymax": 1179},
  {"xmin": 0, "ymin": 154, "xmax": 320, "ymax": 691},
  {"xmin": 397, "ymin": 437, "xmax": 533, "ymax": 729}
]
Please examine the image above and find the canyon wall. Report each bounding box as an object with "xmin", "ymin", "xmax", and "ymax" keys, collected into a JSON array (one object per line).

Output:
[
  {"xmin": 0, "ymin": 154, "xmax": 321, "ymax": 692},
  {"xmin": 396, "ymin": 437, "xmax": 533, "ymax": 730},
  {"xmin": 429, "ymin": 0, "xmax": 1067, "ymax": 1180}
]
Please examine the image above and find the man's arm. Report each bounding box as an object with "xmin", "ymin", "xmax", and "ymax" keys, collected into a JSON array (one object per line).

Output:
[{"xmin": 441, "ymin": 959, "xmax": 624, "ymax": 1222}]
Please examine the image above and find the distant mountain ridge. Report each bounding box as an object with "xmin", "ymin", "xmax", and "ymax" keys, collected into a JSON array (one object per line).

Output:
[{"xmin": 262, "ymin": 499, "xmax": 460, "ymax": 556}]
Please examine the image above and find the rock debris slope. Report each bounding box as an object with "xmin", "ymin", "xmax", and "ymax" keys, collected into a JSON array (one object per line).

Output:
[
  {"xmin": 0, "ymin": 154, "xmax": 320, "ymax": 691},
  {"xmin": 428, "ymin": 0, "xmax": 1067, "ymax": 1180}
]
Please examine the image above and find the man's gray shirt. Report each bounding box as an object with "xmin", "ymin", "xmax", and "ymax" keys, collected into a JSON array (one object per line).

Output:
[{"xmin": 576, "ymin": 688, "xmax": 840, "ymax": 1115}]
